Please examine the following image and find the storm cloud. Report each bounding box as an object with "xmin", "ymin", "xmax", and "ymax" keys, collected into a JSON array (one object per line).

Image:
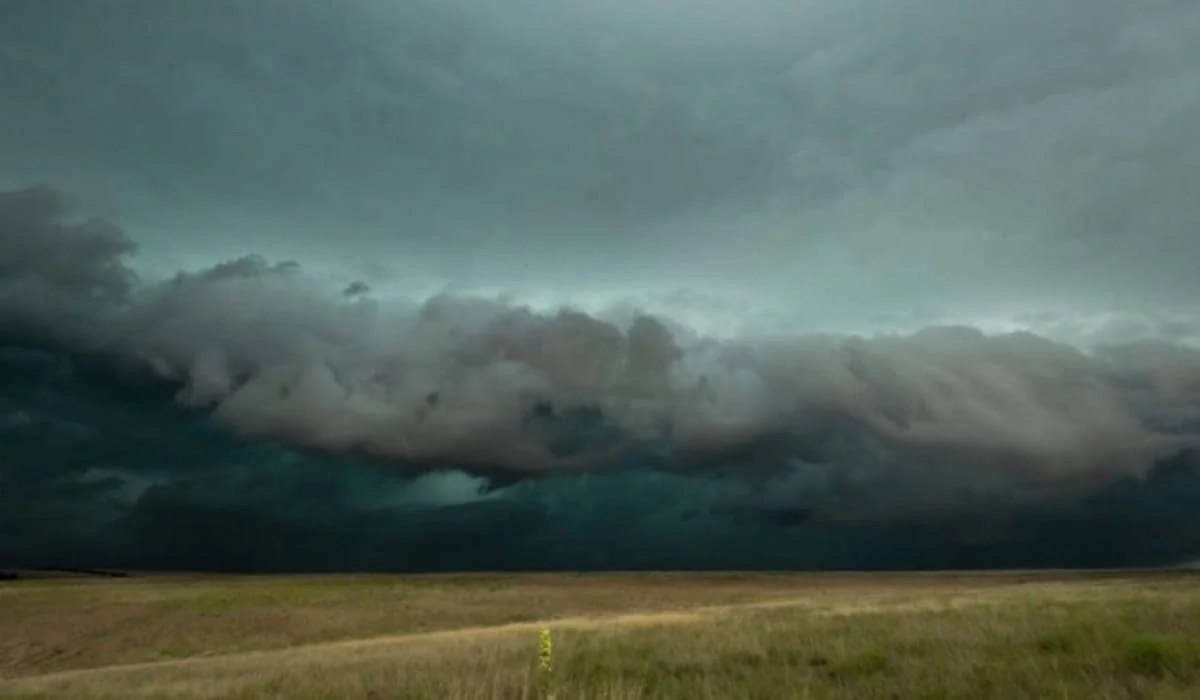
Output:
[{"xmin": 2, "ymin": 1, "xmax": 1200, "ymax": 571}]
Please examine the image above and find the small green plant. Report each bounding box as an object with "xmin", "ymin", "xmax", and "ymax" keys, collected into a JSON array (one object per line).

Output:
[
  {"xmin": 537, "ymin": 626, "xmax": 555, "ymax": 699},
  {"xmin": 538, "ymin": 627, "xmax": 553, "ymax": 674}
]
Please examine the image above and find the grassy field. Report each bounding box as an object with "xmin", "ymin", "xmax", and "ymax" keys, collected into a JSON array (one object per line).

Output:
[{"xmin": 1, "ymin": 569, "xmax": 1198, "ymax": 698}]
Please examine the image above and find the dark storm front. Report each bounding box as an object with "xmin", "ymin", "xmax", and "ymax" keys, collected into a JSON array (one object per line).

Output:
[
  {"xmin": 2, "ymin": 186, "xmax": 1200, "ymax": 571},
  {"xmin": 3, "ymin": 341, "xmax": 1200, "ymax": 572},
  {"xmin": 3, "ymin": 0, "xmax": 1200, "ymax": 573}
]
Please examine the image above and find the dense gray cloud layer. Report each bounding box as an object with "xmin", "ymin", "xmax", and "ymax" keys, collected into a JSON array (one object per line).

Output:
[
  {"xmin": 3, "ymin": 184, "xmax": 1200, "ymax": 522},
  {"xmin": 2, "ymin": 0, "xmax": 1199, "ymax": 319},
  {"xmin": 3, "ymin": 185, "xmax": 1200, "ymax": 572},
  {"xmin": 2, "ymin": 1, "xmax": 1200, "ymax": 571}
]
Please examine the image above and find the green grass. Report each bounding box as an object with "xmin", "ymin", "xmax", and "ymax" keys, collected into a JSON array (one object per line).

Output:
[
  {"xmin": 0, "ymin": 571, "xmax": 1197, "ymax": 698},
  {"xmin": 537, "ymin": 595, "xmax": 1200, "ymax": 699}
]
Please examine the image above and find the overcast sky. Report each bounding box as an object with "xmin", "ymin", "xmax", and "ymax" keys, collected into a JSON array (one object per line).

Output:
[
  {"xmin": 2, "ymin": 0, "xmax": 1198, "ymax": 335},
  {"xmin": 6, "ymin": 2, "xmax": 1200, "ymax": 572}
]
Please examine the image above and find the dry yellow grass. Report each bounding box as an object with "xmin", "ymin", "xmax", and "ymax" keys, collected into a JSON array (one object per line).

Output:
[
  {"xmin": 0, "ymin": 572, "xmax": 816, "ymax": 678},
  {"xmin": 0, "ymin": 570, "xmax": 1197, "ymax": 698}
]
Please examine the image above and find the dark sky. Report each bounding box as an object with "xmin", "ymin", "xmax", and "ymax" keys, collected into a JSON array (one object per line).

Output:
[{"xmin": 2, "ymin": 1, "xmax": 1200, "ymax": 571}]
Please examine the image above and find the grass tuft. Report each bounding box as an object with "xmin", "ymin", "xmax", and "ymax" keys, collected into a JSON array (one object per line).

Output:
[{"xmin": 1121, "ymin": 634, "xmax": 1191, "ymax": 678}]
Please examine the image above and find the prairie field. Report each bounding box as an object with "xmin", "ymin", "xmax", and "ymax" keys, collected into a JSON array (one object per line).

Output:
[{"xmin": 1, "ymin": 569, "xmax": 1198, "ymax": 699}]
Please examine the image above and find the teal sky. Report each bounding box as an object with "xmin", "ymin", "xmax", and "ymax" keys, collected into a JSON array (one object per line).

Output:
[{"xmin": 1, "ymin": 0, "xmax": 1198, "ymax": 336}]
